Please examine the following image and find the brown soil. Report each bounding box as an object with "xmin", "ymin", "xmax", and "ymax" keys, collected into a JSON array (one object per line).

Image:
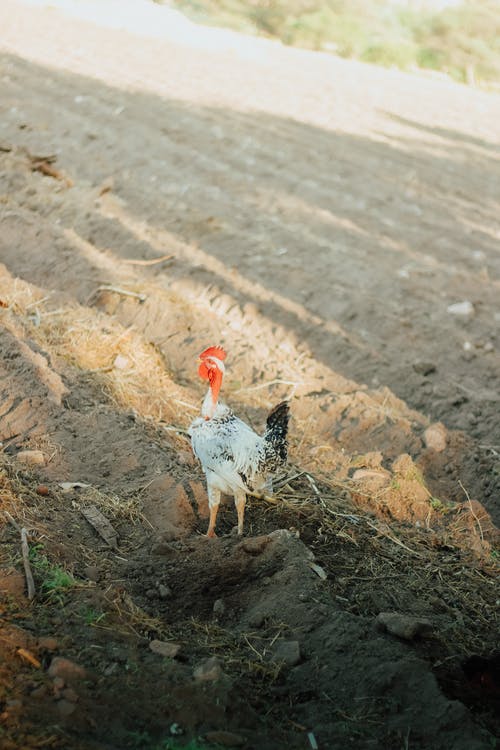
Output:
[{"xmin": 0, "ymin": 2, "xmax": 499, "ymax": 749}]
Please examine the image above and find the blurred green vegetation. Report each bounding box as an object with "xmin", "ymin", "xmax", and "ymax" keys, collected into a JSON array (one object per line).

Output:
[{"xmin": 166, "ymin": 0, "xmax": 500, "ymax": 85}]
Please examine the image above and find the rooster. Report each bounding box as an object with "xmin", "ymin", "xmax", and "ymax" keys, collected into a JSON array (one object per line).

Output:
[{"xmin": 189, "ymin": 345, "xmax": 289, "ymax": 537}]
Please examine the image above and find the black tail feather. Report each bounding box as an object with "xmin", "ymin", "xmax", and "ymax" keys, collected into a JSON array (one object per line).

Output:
[{"xmin": 264, "ymin": 401, "xmax": 289, "ymax": 465}]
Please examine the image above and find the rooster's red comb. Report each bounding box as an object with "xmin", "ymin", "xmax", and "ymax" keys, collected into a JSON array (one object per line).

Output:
[{"xmin": 199, "ymin": 345, "xmax": 227, "ymax": 361}]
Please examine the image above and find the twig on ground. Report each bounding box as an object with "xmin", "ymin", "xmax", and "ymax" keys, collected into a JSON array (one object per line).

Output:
[
  {"xmin": 122, "ymin": 253, "xmax": 174, "ymax": 266},
  {"xmin": 21, "ymin": 527, "xmax": 36, "ymax": 600},
  {"xmin": 459, "ymin": 480, "xmax": 484, "ymax": 540},
  {"xmin": 16, "ymin": 647, "xmax": 41, "ymax": 668},
  {"xmin": 87, "ymin": 285, "xmax": 147, "ymax": 304},
  {"xmin": 3, "ymin": 509, "xmax": 21, "ymax": 532},
  {"xmin": 305, "ymin": 472, "xmax": 321, "ymax": 498},
  {"xmin": 305, "ymin": 474, "xmax": 360, "ymax": 523},
  {"xmin": 233, "ymin": 379, "xmax": 302, "ymax": 394},
  {"xmin": 27, "ymin": 153, "xmax": 73, "ymax": 187},
  {"xmin": 364, "ymin": 519, "xmax": 422, "ymax": 557}
]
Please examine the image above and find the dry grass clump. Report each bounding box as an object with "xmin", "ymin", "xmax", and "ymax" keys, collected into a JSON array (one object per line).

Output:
[
  {"xmin": 108, "ymin": 588, "xmax": 168, "ymax": 638},
  {"xmin": 0, "ymin": 462, "xmax": 37, "ymax": 532},
  {"xmin": 179, "ymin": 618, "xmax": 285, "ymax": 682},
  {"xmin": 35, "ymin": 306, "xmax": 190, "ymax": 425},
  {"xmin": 0, "ymin": 269, "xmax": 195, "ymax": 437},
  {"xmin": 68, "ymin": 485, "xmax": 146, "ymax": 524}
]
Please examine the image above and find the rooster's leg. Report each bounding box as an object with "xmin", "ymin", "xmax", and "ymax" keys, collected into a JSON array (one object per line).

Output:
[
  {"xmin": 234, "ymin": 489, "xmax": 247, "ymax": 536},
  {"xmin": 206, "ymin": 485, "xmax": 221, "ymax": 538}
]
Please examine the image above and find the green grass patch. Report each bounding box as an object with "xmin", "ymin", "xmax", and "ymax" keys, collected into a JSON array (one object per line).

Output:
[{"xmin": 29, "ymin": 543, "xmax": 77, "ymax": 603}]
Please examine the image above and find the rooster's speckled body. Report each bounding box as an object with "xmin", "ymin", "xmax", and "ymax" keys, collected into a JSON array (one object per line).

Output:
[{"xmin": 189, "ymin": 346, "xmax": 289, "ymax": 537}]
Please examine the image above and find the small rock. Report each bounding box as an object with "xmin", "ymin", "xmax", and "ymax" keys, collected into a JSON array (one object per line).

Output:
[
  {"xmin": 205, "ymin": 730, "xmax": 245, "ymax": 747},
  {"xmin": 423, "ymin": 423, "xmax": 447, "ymax": 453},
  {"xmin": 193, "ymin": 657, "xmax": 223, "ymax": 682},
  {"xmin": 376, "ymin": 612, "xmax": 433, "ymax": 640},
  {"xmin": 57, "ymin": 699, "xmax": 76, "ymax": 718},
  {"xmin": 149, "ymin": 640, "xmax": 180, "ymax": 659},
  {"xmin": 36, "ymin": 484, "xmax": 50, "ymax": 496},
  {"xmin": 213, "ymin": 599, "xmax": 226, "ymax": 616},
  {"xmin": 484, "ymin": 341, "xmax": 494, "ymax": 353},
  {"xmin": 270, "ymin": 640, "xmax": 301, "ymax": 667},
  {"xmin": 48, "ymin": 657, "xmax": 87, "ymax": 682},
  {"xmin": 17, "ymin": 450, "xmax": 45, "ymax": 466},
  {"xmin": 158, "ymin": 584, "xmax": 172, "ymax": 599},
  {"xmin": 240, "ymin": 535, "xmax": 271, "ymax": 555},
  {"xmin": 412, "ymin": 361, "xmax": 436, "ymax": 376},
  {"xmin": 447, "ymin": 300, "xmax": 474, "ymax": 317},
  {"xmin": 145, "ymin": 588, "xmax": 157, "ymax": 600},
  {"xmin": 83, "ymin": 566, "xmax": 100, "ymax": 583}
]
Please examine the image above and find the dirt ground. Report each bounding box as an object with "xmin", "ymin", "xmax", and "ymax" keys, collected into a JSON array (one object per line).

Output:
[{"xmin": 0, "ymin": 1, "xmax": 499, "ymax": 749}]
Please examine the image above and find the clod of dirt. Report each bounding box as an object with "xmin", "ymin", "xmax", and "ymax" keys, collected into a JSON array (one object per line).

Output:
[
  {"xmin": 0, "ymin": 568, "xmax": 27, "ymax": 600},
  {"xmin": 413, "ymin": 361, "xmax": 437, "ymax": 376},
  {"xmin": 376, "ymin": 612, "xmax": 433, "ymax": 640},
  {"xmin": 269, "ymin": 639, "xmax": 301, "ymax": 667},
  {"xmin": 193, "ymin": 657, "xmax": 224, "ymax": 682},
  {"xmin": 351, "ymin": 467, "xmax": 391, "ymax": 490},
  {"xmin": 149, "ymin": 639, "xmax": 181, "ymax": 659},
  {"xmin": 16, "ymin": 450, "xmax": 45, "ymax": 466},
  {"xmin": 143, "ymin": 475, "xmax": 203, "ymax": 540},
  {"xmin": 48, "ymin": 657, "xmax": 87, "ymax": 682},
  {"xmin": 238, "ymin": 535, "xmax": 272, "ymax": 555},
  {"xmin": 83, "ymin": 566, "xmax": 100, "ymax": 582},
  {"xmin": 424, "ymin": 422, "xmax": 448, "ymax": 452},
  {"xmin": 151, "ymin": 541, "xmax": 180, "ymax": 557},
  {"xmin": 352, "ymin": 453, "xmax": 432, "ymax": 523},
  {"xmin": 37, "ymin": 636, "xmax": 58, "ymax": 652},
  {"xmin": 62, "ymin": 687, "xmax": 79, "ymax": 703}
]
